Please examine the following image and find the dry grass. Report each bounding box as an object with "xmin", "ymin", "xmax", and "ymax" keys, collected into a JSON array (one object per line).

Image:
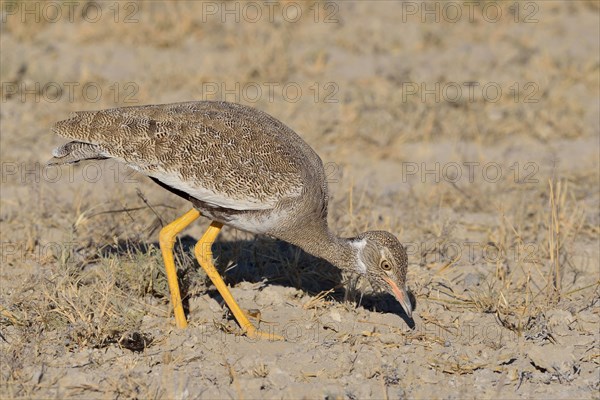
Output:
[
  {"xmin": 2, "ymin": 245, "xmax": 156, "ymax": 350},
  {"xmin": 1, "ymin": 1, "xmax": 598, "ymax": 398},
  {"xmin": 407, "ymin": 176, "xmax": 598, "ymax": 338}
]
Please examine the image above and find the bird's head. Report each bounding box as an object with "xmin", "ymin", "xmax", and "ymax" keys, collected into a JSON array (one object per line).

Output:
[{"xmin": 352, "ymin": 231, "xmax": 412, "ymax": 318}]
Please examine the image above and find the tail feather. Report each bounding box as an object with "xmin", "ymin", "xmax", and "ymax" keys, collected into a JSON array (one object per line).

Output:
[{"xmin": 47, "ymin": 141, "xmax": 108, "ymax": 166}]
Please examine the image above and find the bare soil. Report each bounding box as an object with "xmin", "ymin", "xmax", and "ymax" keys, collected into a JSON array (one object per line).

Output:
[{"xmin": 1, "ymin": 1, "xmax": 599, "ymax": 399}]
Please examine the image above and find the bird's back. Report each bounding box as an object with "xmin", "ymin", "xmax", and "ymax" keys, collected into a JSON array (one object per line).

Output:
[
  {"xmin": 53, "ymin": 101, "xmax": 327, "ymax": 214},
  {"xmin": 50, "ymin": 101, "xmax": 328, "ymax": 215}
]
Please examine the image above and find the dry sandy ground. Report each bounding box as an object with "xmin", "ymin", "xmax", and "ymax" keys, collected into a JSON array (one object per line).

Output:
[{"xmin": 1, "ymin": 1, "xmax": 599, "ymax": 399}]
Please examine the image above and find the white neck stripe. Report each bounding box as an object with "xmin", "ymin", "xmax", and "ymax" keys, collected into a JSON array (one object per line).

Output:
[{"xmin": 351, "ymin": 238, "xmax": 367, "ymax": 274}]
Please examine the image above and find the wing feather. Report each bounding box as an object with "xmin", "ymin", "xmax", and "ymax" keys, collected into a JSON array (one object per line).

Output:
[{"xmin": 50, "ymin": 102, "xmax": 318, "ymax": 211}]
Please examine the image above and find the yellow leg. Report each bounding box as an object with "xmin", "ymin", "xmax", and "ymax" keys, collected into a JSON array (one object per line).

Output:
[
  {"xmin": 194, "ymin": 222, "xmax": 283, "ymax": 341},
  {"xmin": 159, "ymin": 209, "xmax": 200, "ymax": 328}
]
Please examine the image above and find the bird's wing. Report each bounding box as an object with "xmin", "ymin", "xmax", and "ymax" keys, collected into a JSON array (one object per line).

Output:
[{"xmin": 51, "ymin": 102, "xmax": 314, "ymax": 211}]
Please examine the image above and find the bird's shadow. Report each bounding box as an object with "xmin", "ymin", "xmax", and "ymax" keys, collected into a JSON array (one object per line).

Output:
[{"xmin": 101, "ymin": 235, "xmax": 415, "ymax": 328}]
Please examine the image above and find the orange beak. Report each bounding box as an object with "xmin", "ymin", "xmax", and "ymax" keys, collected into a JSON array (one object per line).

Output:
[{"xmin": 383, "ymin": 277, "xmax": 412, "ymax": 319}]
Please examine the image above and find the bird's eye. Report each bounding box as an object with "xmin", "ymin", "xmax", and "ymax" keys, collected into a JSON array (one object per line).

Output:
[{"xmin": 380, "ymin": 260, "xmax": 392, "ymax": 271}]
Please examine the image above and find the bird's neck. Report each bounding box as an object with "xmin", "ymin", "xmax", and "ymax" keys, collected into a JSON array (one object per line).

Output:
[{"xmin": 274, "ymin": 220, "xmax": 360, "ymax": 272}]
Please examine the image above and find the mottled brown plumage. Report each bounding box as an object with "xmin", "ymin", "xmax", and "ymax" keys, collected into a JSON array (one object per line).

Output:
[
  {"xmin": 50, "ymin": 101, "xmax": 318, "ymax": 209},
  {"xmin": 49, "ymin": 101, "xmax": 412, "ymax": 320}
]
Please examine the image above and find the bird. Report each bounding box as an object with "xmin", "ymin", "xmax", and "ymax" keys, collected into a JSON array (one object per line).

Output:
[{"xmin": 47, "ymin": 101, "xmax": 412, "ymax": 340}]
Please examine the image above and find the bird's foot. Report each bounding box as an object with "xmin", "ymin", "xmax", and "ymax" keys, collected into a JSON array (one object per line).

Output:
[
  {"xmin": 241, "ymin": 309, "xmax": 284, "ymax": 341},
  {"xmin": 243, "ymin": 324, "xmax": 284, "ymax": 341}
]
